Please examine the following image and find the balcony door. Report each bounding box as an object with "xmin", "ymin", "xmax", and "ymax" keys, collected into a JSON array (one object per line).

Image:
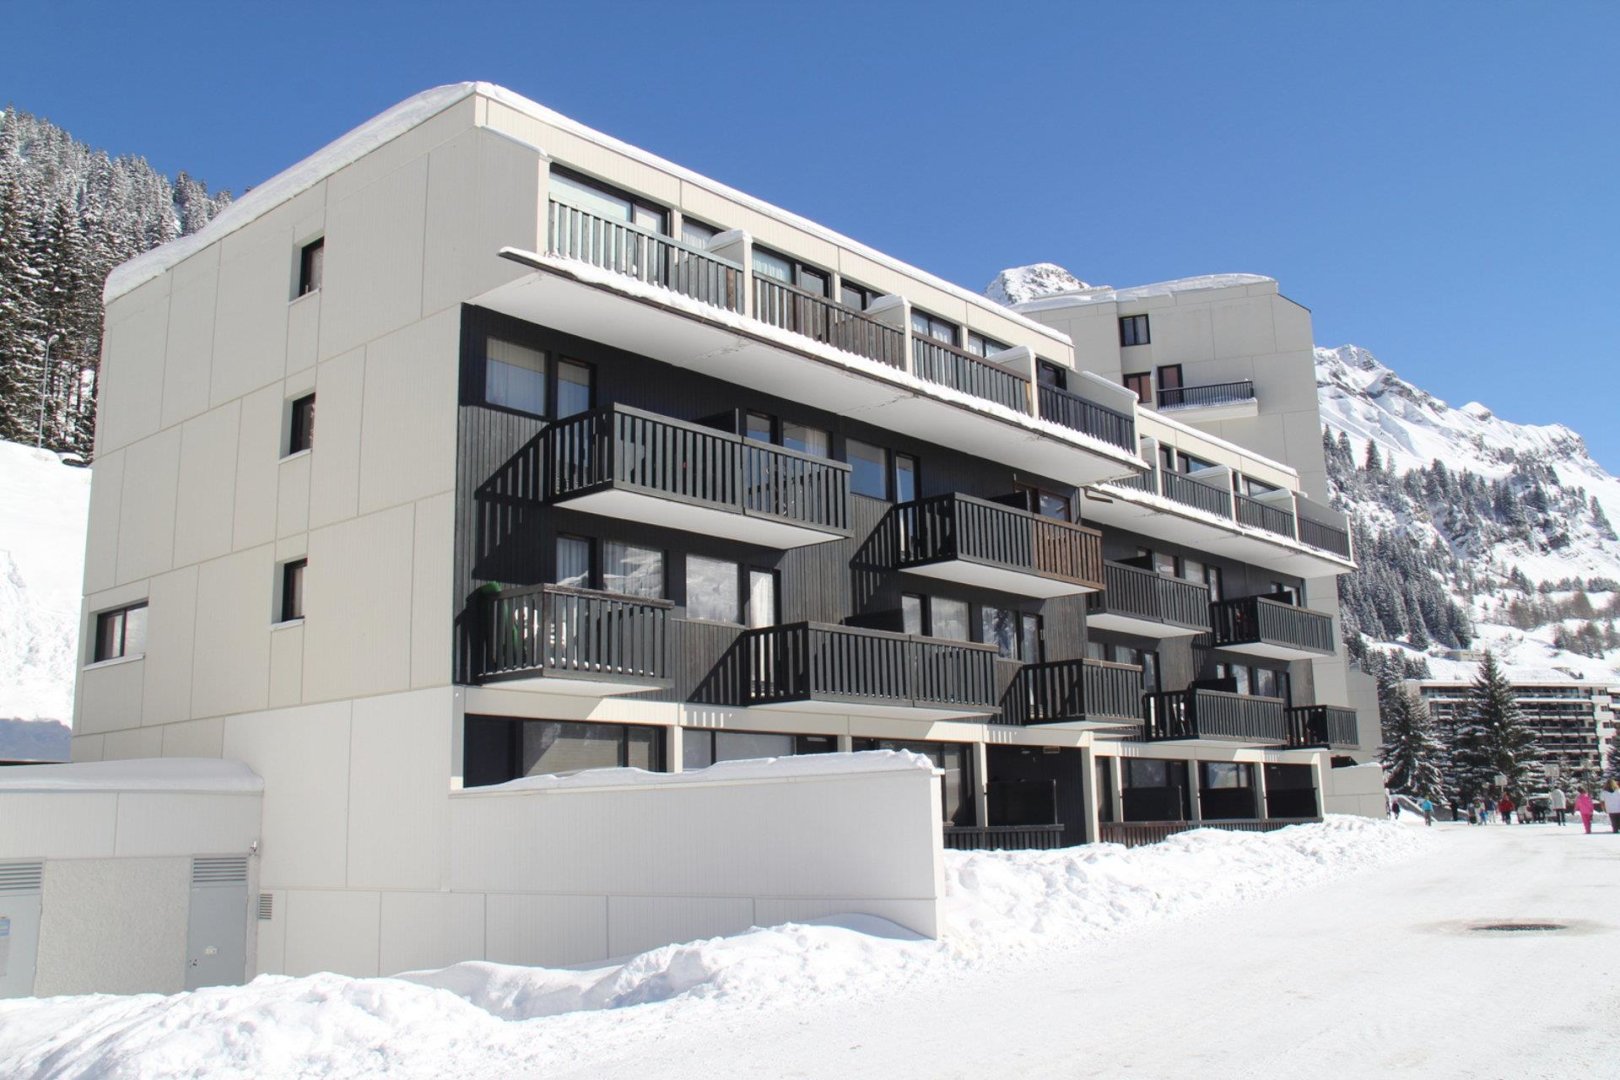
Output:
[{"xmin": 1156, "ymin": 365, "xmax": 1183, "ymax": 407}]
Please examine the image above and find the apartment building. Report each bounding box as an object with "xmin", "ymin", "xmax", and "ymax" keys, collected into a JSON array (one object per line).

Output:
[
  {"xmin": 1417, "ymin": 679, "xmax": 1616, "ymax": 783},
  {"xmin": 42, "ymin": 82, "xmax": 1366, "ymax": 983}
]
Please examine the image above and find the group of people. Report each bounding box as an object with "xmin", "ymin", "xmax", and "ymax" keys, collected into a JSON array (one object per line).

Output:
[{"xmin": 1398, "ymin": 781, "xmax": 1620, "ymax": 833}]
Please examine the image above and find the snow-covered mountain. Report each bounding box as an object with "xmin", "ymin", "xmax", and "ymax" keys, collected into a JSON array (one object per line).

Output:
[{"xmin": 983, "ymin": 263, "xmax": 1092, "ymax": 306}]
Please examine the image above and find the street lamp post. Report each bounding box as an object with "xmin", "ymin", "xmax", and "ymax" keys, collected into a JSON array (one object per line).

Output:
[{"xmin": 36, "ymin": 332, "xmax": 61, "ymax": 449}]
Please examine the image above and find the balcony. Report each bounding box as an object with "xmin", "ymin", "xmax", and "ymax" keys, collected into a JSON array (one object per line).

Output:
[
  {"xmin": 1037, "ymin": 383, "xmax": 1137, "ymax": 453},
  {"xmin": 911, "ymin": 334, "xmax": 1031, "ymax": 414},
  {"xmin": 1142, "ymin": 688, "xmax": 1287, "ymax": 744},
  {"xmin": 1285, "ymin": 705, "xmax": 1361, "ymax": 750},
  {"xmin": 1234, "ymin": 491, "xmax": 1296, "ymax": 539},
  {"xmin": 1155, "ymin": 380, "xmax": 1258, "ymax": 420},
  {"xmin": 735, "ymin": 622, "xmax": 998, "ymax": 718},
  {"xmin": 755, "ymin": 275, "xmax": 905, "ymax": 369},
  {"xmin": 1209, "ymin": 595, "xmax": 1336, "ymax": 660},
  {"xmin": 1085, "ymin": 562, "xmax": 1211, "ymax": 638},
  {"xmin": 541, "ymin": 404, "xmax": 851, "ymax": 547},
  {"xmin": 547, "ymin": 197, "xmax": 744, "ymax": 312},
  {"xmin": 475, "ymin": 584, "xmax": 672, "ymax": 694},
  {"xmin": 999, "ymin": 658, "xmax": 1144, "ymax": 730},
  {"xmin": 891, "ymin": 494, "xmax": 1104, "ymax": 598}
]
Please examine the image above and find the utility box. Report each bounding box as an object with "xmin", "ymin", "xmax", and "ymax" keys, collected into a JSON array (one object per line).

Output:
[{"xmin": 0, "ymin": 863, "xmax": 43, "ymax": 999}]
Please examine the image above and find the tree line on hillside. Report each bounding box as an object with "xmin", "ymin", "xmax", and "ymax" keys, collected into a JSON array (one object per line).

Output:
[{"xmin": 0, "ymin": 107, "xmax": 230, "ymax": 459}]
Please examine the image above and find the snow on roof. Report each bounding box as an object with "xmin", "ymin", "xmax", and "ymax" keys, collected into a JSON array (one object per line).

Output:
[
  {"xmin": 0, "ymin": 757, "xmax": 263, "ymax": 794},
  {"xmin": 457, "ymin": 749, "xmax": 937, "ymax": 796},
  {"xmin": 1008, "ymin": 273, "xmax": 1276, "ymax": 313},
  {"xmin": 103, "ymin": 83, "xmax": 1071, "ymax": 347}
]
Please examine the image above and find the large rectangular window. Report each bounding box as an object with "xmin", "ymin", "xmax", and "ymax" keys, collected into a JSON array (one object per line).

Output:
[
  {"xmin": 602, "ymin": 541, "xmax": 664, "ymax": 599},
  {"xmin": 686, "ymin": 555, "xmax": 740, "ymax": 623},
  {"xmin": 911, "ymin": 310, "xmax": 958, "ymax": 345},
  {"xmin": 1119, "ymin": 314, "xmax": 1150, "ymax": 347},
  {"xmin": 551, "ymin": 170, "xmax": 667, "ymax": 233},
  {"xmin": 928, "ymin": 597, "xmax": 970, "ymax": 641},
  {"xmin": 464, "ymin": 717, "xmax": 665, "ymax": 787},
  {"xmin": 965, "ymin": 331, "xmax": 1009, "ymax": 358},
  {"xmin": 485, "ymin": 337, "xmax": 547, "ymax": 415},
  {"xmin": 93, "ymin": 602, "xmax": 148, "ymax": 662},
  {"xmin": 780, "ymin": 421, "xmax": 829, "ymax": 458},
  {"xmin": 683, "ymin": 730, "xmax": 835, "ymax": 771}
]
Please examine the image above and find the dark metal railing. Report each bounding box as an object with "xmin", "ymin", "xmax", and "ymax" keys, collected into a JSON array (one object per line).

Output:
[
  {"xmin": 1160, "ymin": 469, "xmax": 1233, "ymax": 518},
  {"xmin": 1143, "ymin": 688, "xmax": 1287, "ymax": 743},
  {"xmin": 911, "ymin": 335, "xmax": 1031, "ymax": 414},
  {"xmin": 541, "ymin": 403, "xmax": 850, "ymax": 536},
  {"xmin": 1210, "ymin": 595, "xmax": 1336, "ymax": 655},
  {"xmin": 892, "ymin": 493, "xmax": 1104, "ymax": 590},
  {"xmin": 547, "ymin": 198, "xmax": 743, "ymax": 312},
  {"xmin": 1297, "ymin": 514, "xmax": 1352, "ymax": 559},
  {"xmin": 1106, "ymin": 468, "xmax": 1157, "ymax": 495},
  {"xmin": 753, "ymin": 277, "xmax": 905, "ymax": 369},
  {"xmin": 1285, "ymin": 705, "xmax": 1361, "ymax": 749},
  {"xmin": 1235, "ymin": 491, "xmax": 1296, "ymax": 538},
  {"xmin": 739, "ymin": 622, "xmax": 998, "ymax": 711},
  {"xmin": 477, "ymin": 584, "xmax": 672, "ymax": 684},
  {"xmin": 1036, "ymin": 384, "xmax": 1136, "ymax": 451},
  {"xmin": 1000, "ymin": 658, "xmax": 1143, "ymax": 726},
  {"xmin": 1100, "ymin": 819, "xmax": 1316, "ymax": 847},
  {"xmin": 943, "ymin": 824, "xmax": 1066, "ymax": 851},
  {"xmin": 1086, "ymin": 561, "xmax": 1212, "ymax": 630},
  {"xmin": 1156, "ymin": 380, "xmax": 1256, "ymax": 410}
]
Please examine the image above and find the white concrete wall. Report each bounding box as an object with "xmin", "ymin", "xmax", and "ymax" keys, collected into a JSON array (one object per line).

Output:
[{"xmin": 1322, "ymin": 761, "xmax": 1387, "ymax": 818}]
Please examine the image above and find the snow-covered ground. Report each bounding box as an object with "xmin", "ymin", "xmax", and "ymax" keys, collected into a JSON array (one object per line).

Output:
[
  {"xmin": 0, "ymin": 440, "xmax": 88, "ymax": 757},
  {"xmin": 0, "ymin": 817, "xmax": 1550, "ymax": 1080}
]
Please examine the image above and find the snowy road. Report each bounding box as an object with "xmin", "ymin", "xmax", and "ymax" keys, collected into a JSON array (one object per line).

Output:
[{"xmin": 555, "ymin": 823, "xmax": 1620, "ymax": 1080}]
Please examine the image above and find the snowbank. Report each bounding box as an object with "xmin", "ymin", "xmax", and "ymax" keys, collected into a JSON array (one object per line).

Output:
[
  {"xmin": 462, "ymin": 748, "xmax": 936, "ymax": 795},
  {"xmin": 0, "ymin": 819, "xmax": 1424, "ymax": 1080}
]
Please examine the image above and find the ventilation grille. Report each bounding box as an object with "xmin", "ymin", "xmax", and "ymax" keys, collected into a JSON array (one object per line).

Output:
[
  {"xmin": 258, "ymin": 893, "xmax": 274, "ymax": 920},
  {"xmin": 0, "ymin": 862, "xmax": 43, "ymax": 894},
  {"xmin": 192, "ymin": 856, "xmax": 249, "ymax": 885}
]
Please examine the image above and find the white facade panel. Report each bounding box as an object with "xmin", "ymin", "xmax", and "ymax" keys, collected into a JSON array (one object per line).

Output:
[
  {"xmin": 160, "ymin": 243, "xmax": 221, "ymax": 429},
  {"xmin": 102, "ymin": 726, "xmax": 163, "ymax": 760},
  {"xmin": 356, "ymin": 310, "xmax": 459, "ymax": 515},
  {"xmin": 410, "ymin": 491, "xmax": 454, "ymax": 689},
  {"xmin": 210, "ymin": 204, "xmax": 299, "ymax": 408},
  {"xmin": 276, "ymin": 451, "xmax": 311, "ymax": 538},
  {"xmin": 285, "ymin": 290, "xmax": 321, "ymax": 376},
  {"xmin": 345, "ymin": 689, "xmax": 453, "ymax": 891},
  {"xmin": 0, "ymin": 792, "xmax": 117, "ymax": 858},
  {"xmin": 377, "ymin": 891, "xmax": 485, "ymax": 974},
  {"xmin": 230, "ymin": 383, "xmax": 284, "ymax": 551},
  {"xmin": 191, "ymin": 545, "xmax": 274, "ymax": 719},
  {"xmin": 484, "ymin": 892, "xmax": 608, "ymax": 968},
  {"xmin": 161, "ymin": 717, "xmax": 225, "ymax": 758},
  {"xmin": 115, "ymin": 427, "xmax": 182, "ymax": 584},
  {"xmin": 141, "ymin": 568, "xmax": 198, "ymax": 726},
  {"xmin": 267, "ymin": 623, "xmax": 305, "ymax": 708},
  {"xmin": 114, "ymin": 793, "xmax": 260, "ymax": 858},
  {"xmin": 607, "ymin": 895, "xmax": 755, "ymax": 960},
  {"xmin": 96, "ymin": 276, "xmax": 171, "ymax": 455},
  {"xmin": 306, "ymin": 347, "xmax": 366, "ymax": 528},
  {"xmin": 77, "ymin": 658, "xmax": 145, "ymax": 736},
  {"xmin": 173, "ymin": 403, "xmax": 241, "ymax": 566},
  {"xmin": 81, "ymin": 447, "xmax": 124, "ymax": 596},
  {"xmin": 320, "ymin": 156, "xmax": 429, "ymax": 359},
  {"xmin": 283, "ymin": 888, "xmax": 380, "ymax": 977}
]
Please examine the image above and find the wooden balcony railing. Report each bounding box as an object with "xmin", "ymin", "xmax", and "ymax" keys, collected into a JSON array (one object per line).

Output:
[
  {"xmin": 1142, "ymin": 688, "xmax": 1287, "ymax": 743},
  {"xmin": 1297, "ymin": 515, "xmax": 1352, "ymax": 559},
  {"xmin": 1156, "ymin": 380, "xmax": 1256, "ymax": 410},
  {"xmin": 476, "ymin": 584, "xmax": 672, "ymax": 684},
  {"xmin": 541, "ymin": 403, "xmax": 850, "ymax": 536},
  {"xmin": 1235, "ymin": 491, "xmax": 1296, "ymax": 538},
  {"xmin": 1086, "ymin": 561, "xmax": 1212, "ymax": 631},
  {"xmin": 1036, "ymin": 384, "xmax": 1137, "ymax": 452},
  {"xmin": 943, "ymin": 824, "xmax": 1066, "ymax": 851},
  {"xmin": 738, "ymin": 622, "xmax": 998, "ymax": 711},
  {"xmin": 1099, "ymin": 819, "xmax": 1316, "ymax": 847},
  {"xmin": 753, "ymin": 276, "xmax": 905, "ymax": 369},
  {"xmin": 1285, "ymin": 705, "xmax": 1361, "ymax": 749},
  {"xmin": 1210, "ymin": 595, "xmax": 1336, "ymax": 655},
  {"xmin": 892, "ymin": 493, "xmax": 1104, "ymax": 591},
  {"xmin": 547, "ymin": 198, "xmax": 744, "ymax": 312},
  {"xmin": 911, "ymin": 335, "xmax": 1031, "ymax": 414},
  {"xmin": 1159, "ymin": 469, "xmax": 1233, "ymax": 518},
  {"xmin": 999, "ymin": 658, "xmax": 1143, "ymax": 726}
]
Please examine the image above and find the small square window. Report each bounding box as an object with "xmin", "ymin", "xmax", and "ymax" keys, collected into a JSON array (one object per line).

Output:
[
  {"xmin": 287, "ymin": 394, "xmax": 315, "ymax": 455},
  {"xmin": 1119, "ymin": 314, "xmax": 1150, "ymax": 347},
  {"xmin": 280, "ymin": 559, "xmax": 307, "ymax": 622},
  {"xmin": 298, "ymin": 238, "xmax": 324, "ymax": 296},
  {"xmin": 93, "ymin": 603, "xmax": 148, "ymax": 662},
  {"xmin": 685, "ymin": 555, "xmax": 740, "ymax": 623},
  {"xmin": 846, "ymin": 438, "xmax": 888, "ymax": 499}
]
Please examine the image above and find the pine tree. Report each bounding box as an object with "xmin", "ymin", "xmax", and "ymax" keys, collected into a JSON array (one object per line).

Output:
[
  {"xmin": 1604, "ymin": 728, "xmax": 1620, "ymax": 786},
  {"xmin": 1456, "ymin": 651, "xmax": 1541, "ymax": 798},
  {"xmin": 1379, "ymin": 685, "xmax": 1447, "ymax": 801}
]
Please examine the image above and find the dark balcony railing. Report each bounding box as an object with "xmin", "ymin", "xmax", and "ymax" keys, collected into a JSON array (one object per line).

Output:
[
  {"xmin": 1210, "ymin": 595, "xmax": 1336, "ymax": 655},
  {"xmin": 739, "ymin": 622, "xmax": 997, "ymax": 711},
  {"xmin": 943, "ymin": 824, "xmax": 1066, "ymax": 851},
  {"xmin": 911, "ymin": 335, "xmax": 1030, "ymax": 414},
  {"xmin": 542, "ymin": 404, "xmax": 850, "ymax": 536},
  {"xmin": 1036, "ymin": 384, "xmax": 1136, "ymax": 452},
  {"xmin": 1099, "ymin": 819, "xmax": 1315, "ymax": 847},
  {"xmin": 1142, "ymin": 688, "xmax": 1287, "ymax": 743},
  {"xmin": 893, "ymin": 493, "xmax": 1104, "ymax": 591},
  {"xmin": 477, "ymin": 584, "xmax": 672, "ymax": 685},
  {"xmin": 547, "ymin": 198, "xmax": 744, "ymax": 312},
  {"xmin": 753, "ymin": 277, "xmax": 905, "ymax": 369},
  {"xmin": 1285, "ymin": 705, "xmax": 1361, "ymax": 749},
  {"xmin": 1159, "ymin": 469, "xmax": 1233, "ymax": 518},
  {"xmin": 1086, "ymin": 561, "xmax": 1212, "ymax": 631},
  {"xmin": 1000, "ymin": 658, "xmax": 1143, "ymax": 726},
  {"xmin": 1156, "ymin": 380, "xmax": 1256, "ymax": 410},
  {"xmin": 1297, "ymin": 515, "xmax": 1352, "ymax": 559},
  {"xmin": 1107, "ymin": 468, "xmax": 1157, "ymax": 495},
  {"xmin": 1235, "ymin": 491, "xmax": 1296, "ymax": 538}
]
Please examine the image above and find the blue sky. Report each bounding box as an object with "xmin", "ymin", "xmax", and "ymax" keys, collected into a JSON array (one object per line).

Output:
[{"xmin": 9, "ymin": 1, "xmax": 1619, "ymax": 468}]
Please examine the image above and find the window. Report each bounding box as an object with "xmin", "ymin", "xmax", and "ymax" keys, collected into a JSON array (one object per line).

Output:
[
  {"xmin": 847, "ymin": 438, "xmax": 888, "ymax": 499},
  {"xmin": 892, "ymin": 453, "xmax": 919, "ymax": 504},
  {"xmin": 901, "ymin": 594, "xmax": 924, "ymax": 636},
  {"xmin": 287, "ymin": 393, "xmax": 315, "ymax": 455},
  {"xmin": 279, "ymin": 559, "xmax": 307, "ymax": 623},
  {"xmin": 683, "ymin": 730, "xmax": 834, "ymax": 770},
  {"xmin": 681, "ymin": 218, "xmax": 719, "ymax": 249},
  {"xmin": 485, "ymin": 337, "xmax": 547, "ymax": 415},
  {"xmin": 744, "ymin": 411, "xmax": 774, "ymax": 443},
  {"xmin": 1215, "ymin": 662, "xmax": 1289, "ymax": 701},
  {"xmin": 556, "ymin": 359, "xmax": 592, "ymax": 419},
  {"xmin": 602, "ymin": 541, "xmax": 664, "ymax": 599},
  {"xmin": 1119, "ymin": 313, "xmax": 1150, "ymax": 347},
  {"xmin": 752, "ymin": 245, "xmax": 828, "ymax": 295},
  {"xmin": 840, "ymin": 280, "xmax": 876, "ymax": 311},
  {"xmin": 780, "ymin": 420, "xmax": 829, "ymax": 458},
  {"xmin": 554, "ymin": 536, "xmax": 592, "ymax": 589},
  {"xmin": 911, "ymin": 310, "xmax": 958, "ymax": 345},
  {"xmin": 1156, "ymin": 365, "xmax": 1183, "ymax": 406},
  {"xmin": 1037, "ymin": 360, "xmax": 1067, "ymax": 389},
  {"xmin": 297, "ymin": 238, "xmax": 324, "ymax": 296},
  {"xmin": 981, "ymin": 607, "xmax": 1041, "ymax": 661},
  {"xmin": 965, "ymin": 331, "xmax": 1009, "ymax": 358},
  {"xmin": 464, "ymin": 716, "xmax": 664, "ymax": 787},
  {"xmin": 93, "ymin": 602, "xmax": 147, "ymax": 662},
  {"xmin": 1271, "ymin": 581, "xmax": 1301, "ymax": 605},
  {"xmin": 748, "ymin": 570, "xmax": 777, "ymax": 629},
  {"xmin": 686, "ymin": 555, "xmax": 741, "ymax": 623},
  {"xmin": 928, "ymin": 597, "xmax": 970, "ymax": 641},
  {"xmin": 1018, "ymin": 483, "xmax": 1072, "ymax": 522},
  {"xmin": 1124, "ymin": 371, "xmax": 1152, "ymax": 404},
  {"xmin": 551, "ymin": 169, "xmax": 667, "ymax": 233}
]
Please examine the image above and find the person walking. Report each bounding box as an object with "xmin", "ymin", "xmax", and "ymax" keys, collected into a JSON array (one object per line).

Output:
[
  {"xmin": 1575, "ymin": 789, "xmax": 1595, "ymax": 834},
  {"xmin": 1603, "ymin": 782, "xmax": 1620, "ymax": 834},
  {"xmin": 1498, "ymin": 793, "xmax": 1515, "ymax": 825},
  {"xmin": 1390, "ymin": 797, "xmax": 1402, "ymax": 820},
  {"xmin": 1550, "ymin": 787, "xmax": 1567, "ymax": 827},
  {"xmin": 1419, "ymin": 796, "xmax": 1434, "ymax": 826}
]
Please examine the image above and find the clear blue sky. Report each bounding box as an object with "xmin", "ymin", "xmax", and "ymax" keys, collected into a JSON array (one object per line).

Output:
[{"xmin": 9, "ymin": 1, "xmax": 1619, "ymax": 468}]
